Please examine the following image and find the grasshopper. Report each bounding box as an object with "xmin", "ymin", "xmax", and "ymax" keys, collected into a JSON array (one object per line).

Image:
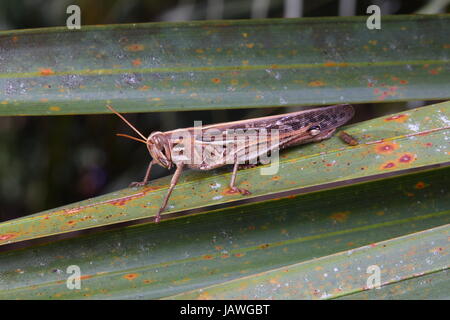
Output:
[{"xmin": 108, "ymin": 104, "xmax": 355, "ymax": 222}]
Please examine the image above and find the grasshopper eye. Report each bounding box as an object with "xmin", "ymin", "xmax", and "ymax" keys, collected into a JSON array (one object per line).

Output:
[{"xmin": 308, "ymin": 125, "xmax": 321, "ymax": 136}]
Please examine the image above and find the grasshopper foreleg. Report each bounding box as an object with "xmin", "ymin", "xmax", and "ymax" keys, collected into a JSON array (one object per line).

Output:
[
  {"xmin": 156, "ymin": 164, "xmax": 184, "ymax": 222},
  {"xmin": 130, "ymin": 160, "xmax": 154, "ymax": 188}
]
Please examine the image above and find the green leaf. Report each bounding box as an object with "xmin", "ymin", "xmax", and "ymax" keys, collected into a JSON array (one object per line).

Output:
[
  {"xmin": 338, "ymin": 269, "xmax": 449, "ymax": 300},
  {"xmin": 1, "ymin": 15, "xmax": 450, "ymax": 116},
  {"xmin": 0, "ymin": 165, "xmax": 448, "ymax": 299},
  {"xmin": 166, "ymin": 224, "xmax": 449, "ymax": 300},
  {"xmin": 1, "ymin": 101, "xmax": 449, "ymax": 246},
  {"xmin": 1, "ymin": 15, "xmax": 449, "ymax": 300}
]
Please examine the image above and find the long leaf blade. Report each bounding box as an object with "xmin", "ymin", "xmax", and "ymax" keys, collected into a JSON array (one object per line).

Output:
[
  {"xmin": 0, "ymin": 166, "xmax": 448, "ymax": 299},
  {"xmin": 0, "ymin": 101, "xmax": 449, "ymax": 246},
  {"xmin": 1, "ymin": 15, "xmax": 450, "ymax": 115},
  {"xmin": 166, "ymin": 224, "xmax": 449, "ymax": 300}
]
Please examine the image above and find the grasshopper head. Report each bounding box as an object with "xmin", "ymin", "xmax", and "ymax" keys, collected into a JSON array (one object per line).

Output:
[
  {"xmin": 106, "ymin": 106, "xmax": 174, "ymax": 170},
  {"xmin": 147, "ymin": 132, "xmax": 173, "ymax": 169}
]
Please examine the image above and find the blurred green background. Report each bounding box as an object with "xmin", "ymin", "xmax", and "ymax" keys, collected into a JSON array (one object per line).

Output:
[{"xmin": 0, "ymin": 0, "xmax": 449, "ymax": 222}]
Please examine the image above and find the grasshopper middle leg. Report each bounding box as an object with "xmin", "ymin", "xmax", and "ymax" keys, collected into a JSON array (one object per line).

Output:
[
  {"xmin": 156, "ymin": 164, "xmax": 184, "ymax": 223},
  {"xmin": 228, "ymin": 160, "xmax": 251, "ymax": 195}
]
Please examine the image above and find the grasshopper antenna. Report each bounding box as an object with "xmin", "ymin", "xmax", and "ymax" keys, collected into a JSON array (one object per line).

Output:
[
  {"xmin": 116, "ymin": 133, "xmax": 147, "ymax": 144},
  {"xmin": 107, "ymin": 105, "xmax": 147, "ymax": 141}
]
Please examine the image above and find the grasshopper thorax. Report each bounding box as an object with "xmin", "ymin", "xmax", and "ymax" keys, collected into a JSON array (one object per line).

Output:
[{"xmin": 147, "ymin": 132, "xmax": 173, "ymax": 169}]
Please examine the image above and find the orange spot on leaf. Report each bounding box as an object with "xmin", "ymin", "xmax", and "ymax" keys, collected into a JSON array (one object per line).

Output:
[
  {"xmin": 398, "ymin": 153, "xmax": 416, "ymax": 164},
  {"xmin": 0, "ymin": 233, "xmax": 18, "ymax": 241},
  {"xmin": 324, "ymin": 61, "xmax": 338, "ymax": 67},
  {"xmin": 429, "ymin": 68, "xmax": 440, "ymax": 75},
  {"xmin": 414, "ymin": 181, "xmax": 428, "ymax": 189},
  {"xmin": 384, "ymin": 114, "xmax": 408, "ymax": 123},
  {"xmin": 308, "ymin": 80, "xmax": 325, "ymax": 87},
  {"xmin": 374, "ymin": 142, "xmax": 399, "ymax": 154},
  {"xmin": 132, "ymin": 58, "xmax": 142, "ymax": 66},
  {"xmin": 123, "ymin": 273, "xmax": 139, "ymax": 280},
  {"xmin": 330, "ymin": 211, "xmax": 350, "ymax": 222},
  {"xmin": 314, "ymin": 266, "xmax": 324, "ymax": 271},
  {"xmin": 388, "ymin": 86, "xmax": 398, "ymax": 92},
  {"xmin": 39, "ymin": 68, "xmax": 54, "ymax": 76},
  {"xmin": 125, "ymin": 44, "xmax": 144, "ymax": 51},
  {"xmin": 63, "ymin": 207, "xmax": 82, "ymax": 215},
  {"xmin": 377, "ymin": 91, "xmax": 388, "ymax": 100},
  {"xmin": 430, "ymin": 247, "xmax": 444, "ymax": 254},
  {"xmin": 198, "ymin": 292, "xmax": 212, "ymax": 300},
  {"xmin": 380, "ymin": 161, "xmax": 397, "ymax": 170},
  {"xmin": 269, "ymin": 277, "xmax": 280, "ymax": 285},
  {"xmin": 222, "ymin": 187, "xmax": 250, "ymax": 195},
  {"xmin": 109, "ymin": 193, "xmax": 143, "ymax": 206},
  {"xmin": 138, "ymin": 85, "xmax": 150, "ymax": 91}
]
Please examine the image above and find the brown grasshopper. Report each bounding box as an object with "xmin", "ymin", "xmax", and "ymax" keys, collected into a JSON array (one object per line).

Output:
[{"xmin": 108, "ymin": 104, "xmax": 355, "ymax": 222}]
